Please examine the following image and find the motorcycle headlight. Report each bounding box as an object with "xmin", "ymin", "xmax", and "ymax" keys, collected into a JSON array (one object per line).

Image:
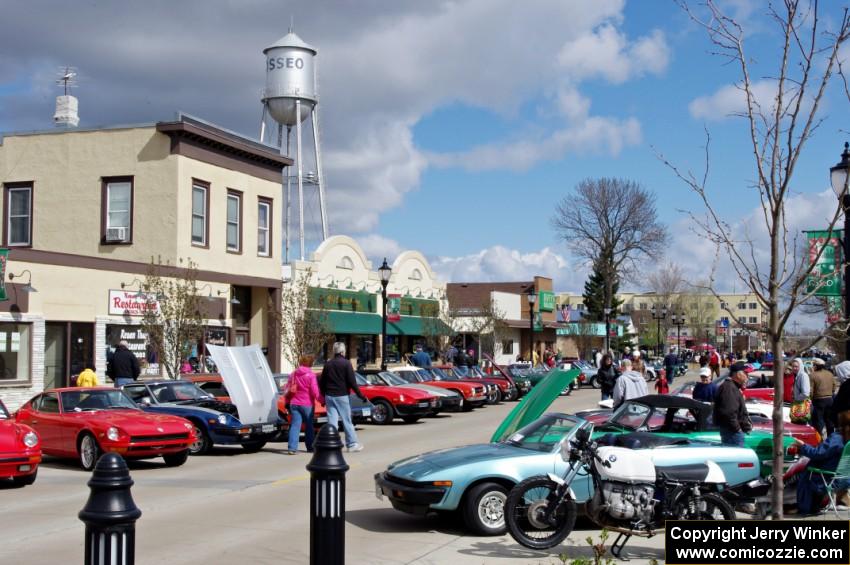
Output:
[
  {"xmin": 217, "ymin": 414, "xmax": 228, "ymax": 425},
  {"xmin": 22, "ymin": 431, "xmax": 38, "ymax": 448},
  {"xmin": 106, "ymin": 427, "xmax": 120, "ymax": 441},
  {"xmin": 559, "ymin": 440, "xmax": 571, "ymax": 462}
]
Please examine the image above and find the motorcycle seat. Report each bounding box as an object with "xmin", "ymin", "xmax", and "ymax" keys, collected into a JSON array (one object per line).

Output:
[{"xmin": 656, "ymin": 463, "xmax": 709, "ymax": 483}]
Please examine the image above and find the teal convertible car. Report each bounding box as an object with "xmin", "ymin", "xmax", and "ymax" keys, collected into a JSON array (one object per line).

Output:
[{"xmin": 374, "ymin": 368, "xmax": 764, "ymax": 535}]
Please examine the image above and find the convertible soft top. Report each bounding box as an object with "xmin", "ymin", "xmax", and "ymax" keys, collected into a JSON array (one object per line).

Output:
[{"xmin": 631, "ymin": 394, "xmax": 710, "ymax": 413}]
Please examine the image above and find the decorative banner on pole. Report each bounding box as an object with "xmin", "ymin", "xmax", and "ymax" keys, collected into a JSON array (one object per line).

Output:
[
  {"xmin": 387, "ymin": 293, "xmax": 401, "ymax": 322},
  {"xmin": 827, "ymin": 295, "xmax": 843, "ymax": 324},
  {"xmin": 805, "ymin": 230, "xmax": 843, "ymax": 296},
  {"xmin": 0, "ymin": 249, "xmax": 8, "ymax": 302}
]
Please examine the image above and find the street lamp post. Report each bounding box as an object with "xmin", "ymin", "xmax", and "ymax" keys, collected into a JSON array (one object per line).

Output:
[
  {"xmin": 527, "ymin": 287, "xmax": 537, "ymax": 366},
  {"xmin": 604, "ymin": 307, "xmax": 612, "ymax": 354},
  {"xmin": 378, "ymin": 258, "xmax": 392, "ymax": 370},
  {"xmin": 830, "ymin": 142, "xmax": 850, "ymax": 361},
  {"xmin": 650, "ymin": 305, "xmax": 668, "ymax": 357},
  {"xmin": 671, "ymin": 313, "xmax": 686, "ymax": 356}
]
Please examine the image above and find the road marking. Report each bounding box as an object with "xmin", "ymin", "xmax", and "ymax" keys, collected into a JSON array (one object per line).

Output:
[{"xmin": 272, "ymin": 463, "xmax": 361, "ymax": 486}]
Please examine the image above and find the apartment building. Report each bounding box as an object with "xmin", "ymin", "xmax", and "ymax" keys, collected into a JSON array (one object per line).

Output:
[{"xmin": 0, "ymin": 115, "xmax": 289, "ymax": 408}]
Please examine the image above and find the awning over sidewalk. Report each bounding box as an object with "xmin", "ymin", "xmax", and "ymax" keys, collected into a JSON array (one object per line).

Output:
[{"xmin": 313, "ymin": 310, "xmax": 451, "ymax": 336}]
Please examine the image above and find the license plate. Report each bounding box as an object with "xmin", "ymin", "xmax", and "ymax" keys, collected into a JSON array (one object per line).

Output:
[
  {"xmin": 418, "ymin": 402, "xmax": 428, "ymax": 408},
  {"xmin": 361, "ymin": 408, "xmax": 371, "ymax": 417},
  {"xmin": 317, "ymin": 416, "xmax": 328, "ymax": 423},
  {"xmin": 261, "ymin": 424, "xmax": 275, "ymax": 433},
  {"xmin": 375, "ymin": 483, "xmax": 383, "ymax": 500}
]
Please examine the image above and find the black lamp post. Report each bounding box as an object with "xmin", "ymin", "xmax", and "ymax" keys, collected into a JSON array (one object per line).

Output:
[
  {"xmin": 650, "ymin": 305, "xmax": 668, "ymax": 357},
  {"xmin": 671, "ymin": 313, "xmax": 686, "ymax": 358},
  {"xmin": 378, "ymin": 258, "xmax": 392, "ymax": 370},
  {"xmin": 527, "ymin": 287, "xmax": 537, "ymax": 365},
  {"xmin": 604, "ymin": 307, "xmax": 612, "ymax": 354},
  {"xmin": 830, "ymin": 142, "xmax": 850, "ymax": 361}
]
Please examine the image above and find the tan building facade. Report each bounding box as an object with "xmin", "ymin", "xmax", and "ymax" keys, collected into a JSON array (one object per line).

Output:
[{"xmin": 0, "ymin": 115, "xmax": 289, "ymax": 409}]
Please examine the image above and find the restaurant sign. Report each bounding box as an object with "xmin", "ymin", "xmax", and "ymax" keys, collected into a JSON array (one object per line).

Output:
[{"xmin": 108, "ymin": 289, "xmax": 160, "ymax": 317}]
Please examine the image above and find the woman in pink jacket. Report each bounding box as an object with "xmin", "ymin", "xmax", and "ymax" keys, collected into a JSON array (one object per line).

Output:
[{"xmin": 286, "ymin": 354, "xmax": 324, "ymax": 455}]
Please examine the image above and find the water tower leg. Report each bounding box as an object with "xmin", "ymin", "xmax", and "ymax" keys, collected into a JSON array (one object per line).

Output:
[
  {"xmin": 259, "ymin": 104, "xmax": 268, "ymax": 143},
  {"xmin": 312, "ymin": 108, "xmax": 329, "ymax": 241},
  {"xmin": 295, "ymin": 99, "xmax": 306, "ymax": 261},
  {"xmin": 285, "ymin": 126, "xmax": 292, "ymax": 265}
]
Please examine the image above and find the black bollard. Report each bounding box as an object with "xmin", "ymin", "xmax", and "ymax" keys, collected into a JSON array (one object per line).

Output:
[
  {"xmin": 78, "ymin": 453, "xmax": 142, "ymax": 565},
  {"xmin": 306, "ymin": 424, "xmax": 350, "ymax": 565}
]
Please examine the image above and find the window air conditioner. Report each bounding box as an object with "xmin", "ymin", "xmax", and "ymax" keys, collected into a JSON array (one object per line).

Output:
[{"xmin": 105, "ymin": 227, "xmax": 128, "ymax": 242}]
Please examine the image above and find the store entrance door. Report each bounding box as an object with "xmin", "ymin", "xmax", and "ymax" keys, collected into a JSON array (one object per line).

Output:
[{"xmin": 44, "ymin": 322, "xmax": 94, "ymax": 388}]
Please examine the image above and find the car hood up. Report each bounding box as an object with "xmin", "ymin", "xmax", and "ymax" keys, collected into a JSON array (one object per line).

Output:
[
  {"xmin": 490, "ymin": 367, "xmax": 579, "ymax": 443},
  {"xmin": 387, "ymin": 443, "xmax": 534, "ymax": 480},
  {"xmin": 206, "ymin": 344, "xmax": 280, "ymax": 425}
]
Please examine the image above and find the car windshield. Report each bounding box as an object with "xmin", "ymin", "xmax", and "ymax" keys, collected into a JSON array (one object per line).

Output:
[
  {"xmin": 273, "ymin": 375, "xmax": 288, "ymax": 390},
  {"xmin": 381, "ymin": 372, "xmax": 410, "ymax": 386},
  {"xmin": 355, "ymin": 373, "xmax": 369, "ymax": 386},
  {"xmin": 430, "ymin": 368, "xmax": 449, "ymax": 379},
  {"xmin": 416, "ymin": 369, "xmax": 433, "ymax": 380},
  {"xmin": 61, "ymin": 390, "xmax": 138, "ymax": 412},
  {"xmin": 504, "ymin": 414, "xmax": 580, "ymax": 452},
  {"xmin": 0, "ymin": 400, "xmax": 8, "ymax": 419},
  {"xmin": 148, "ymin": 382, "xmax": 211, "ymax": 403},
  {"xmin": 608, "ymin": 402, "xmax": 652, "ymax": 430}
]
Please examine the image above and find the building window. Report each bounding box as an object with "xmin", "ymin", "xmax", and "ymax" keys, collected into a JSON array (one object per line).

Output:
[
  {"xmin": 410, "ymin": 268, "xmax": 423, "ymax": 281},
  {"xmin": 749, "ymin": 317, "xmax": 757, "ymax": 324},
  {"xmin": 639, "ymin": 303, "xmax": 647, "ymax": 310},
  {"xmin": 4, "ymin": 183, "xmax": 32, "ymax": 247},
  {"xmin": 257, "ymin": 198, "xmax": 272, "ymax": 257},
  {"xmin": 106, "ymin": 325, "xmax": 160, "ymax": 377},
  {"xmin": 0, "ymin": 322, "xmax": 31, "ymax": 383},
  {"xmin": 502, "ymin": 340, "xmax": 514, "ymax": 354},
  {"xmin": 101, "ymin": 176, "xmax": 133, "ymax": 244},
  {"xmin": 720, "ymin": 301, "xmax": 727, "ymax": 310},
  {"xmin": 737, "ymin": 302, "xmax": 746, "ymax": 309},
  {"xmin": 749, "ymin": 302, "xmax": 757, "ymax": 309},
  {"xmin": 337, "ymin": 256, "xmax": 354, "ymax": 270},
  {"xmin": 191, "ymin": 180, "xmax": 209, "ymax": 247},
  {"xmin": 226, "ymin": 190, "xmax": 242, "ymax": 253}
]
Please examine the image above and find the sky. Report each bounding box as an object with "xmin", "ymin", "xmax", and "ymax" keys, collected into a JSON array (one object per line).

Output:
[{"xmin": 1, "ymin": 0, "xmax": 848, "ymax": 321}]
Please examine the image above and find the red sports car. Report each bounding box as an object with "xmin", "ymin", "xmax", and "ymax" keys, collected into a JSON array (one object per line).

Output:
[
  {"xmin": 353, "ymin": 373, "xmax": 439, "ymax": 425},
  {"xmin": 16, "ymin": 388, "xmax": 196, "ymax": 471},
  {"xmin": 414, "ymin": 367, "xmax": 488, "ymax": 410},
  {"xmin": 0, "ymin": 399, "xmax": 40, "ymax": 487}
]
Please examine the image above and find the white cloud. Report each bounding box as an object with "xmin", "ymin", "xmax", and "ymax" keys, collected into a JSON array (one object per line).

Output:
[
  {"xmin": 556, "ymin": 26, "xmax": 670, "ymax": 84},
  {"xmin": 688, "ymin": 80, "xmax": 777, "ymax": 120},
  {"xmin": 357, "ymin": 233, "xmax": 404, "ymax": 265}
]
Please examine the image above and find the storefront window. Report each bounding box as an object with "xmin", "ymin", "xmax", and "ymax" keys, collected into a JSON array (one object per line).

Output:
[
  {"xmin": 354, "ymin": 335, "xmax": 375, "ymax": 368},
  {"xmin": 105, "ymin": 325, "xmax": 160, "ymax": 377},
  {"xmin": 0, "ymin": 322, "xmax": 30, "ymax": 382}
]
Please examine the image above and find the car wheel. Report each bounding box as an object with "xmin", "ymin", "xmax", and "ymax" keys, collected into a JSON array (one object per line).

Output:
[
  {"xmin": 370, "ymin": 399, "xmax": 394, "ymax": 425},
  {"xmin": 241, "ymin": 440, "xmax": 266, "ymax": 453},
  {"xmin": 78, "ymin": 433, "xmax": 101, "ymax": 472},
  {"xmin": 463, "ymin": 481, "xmax": 509, "ymax": 535},
  {"xmin": 402, "ymin": 416, "xmax": 420, "ymax": 424},
  {"xmin": 590, "ymin": 376, "xmax": 601, "ymax": 389},
  {"xmin": 188, "ymin": 423, "xmax": 211, "ymax": 455},
  {"xmin": 486, "ymin": 389, "xmax": 498, "ymax": 405},
  {"xmin": 11, "ymin": 470, "xmax": 37, "ymax": 487},
  {"xmin": 162, "ymin": 450, "xmax": 189, "ymax": 467},
  {"xmin": 494, "ymin": 389, "xmax": 503, "ymax": 403}
]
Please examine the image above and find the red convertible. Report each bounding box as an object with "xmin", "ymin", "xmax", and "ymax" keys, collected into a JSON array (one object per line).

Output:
[
  {"xmin": 354, "ymin": 373, "xmax": 439, "ymax": 425},
  {"xmin": 0, "ymin": 399, "xmax": 40, "ymax": 487},
  {"xmin": 16, "ymin": 388, "xmax": 196, "ymax": 471}
]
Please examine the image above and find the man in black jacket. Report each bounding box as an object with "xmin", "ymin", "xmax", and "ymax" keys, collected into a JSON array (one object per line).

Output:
[
  {"xmin": 110, "ymin": 340, "xmax": 140, "ymax": 388},
  {"xmin": 712, "ymin": 363, "xmax": 752, "ymax": 446},
  {"xmin": 320, "ymin": 342, "xmax": 368, "ymax": 452}
]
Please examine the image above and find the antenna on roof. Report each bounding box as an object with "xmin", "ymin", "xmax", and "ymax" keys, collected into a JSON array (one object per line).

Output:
[{"xmin": 54, "ymin": 66, "xmax": 79, "ymax": 127}]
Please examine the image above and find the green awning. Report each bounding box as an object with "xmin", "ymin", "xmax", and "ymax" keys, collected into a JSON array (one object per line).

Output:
[
  {"xmin": 323, "ymin": 311, "xmax": 381, "ymax": 334},
  {"xmin": 388, "ymin": 317, "xmax": 452, "ymax": 336}
]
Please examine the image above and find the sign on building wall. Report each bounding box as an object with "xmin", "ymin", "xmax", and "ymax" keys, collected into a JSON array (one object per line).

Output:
[
  {"xmin": 387, "ymin": 294, "xmax": 401, "ymax": 322},
  {"xmin": 105, "ymin": 324, "xmax": 160, "ymax": 376},
  {"xmin": 0, "ymin": 249, "xmax": 8, "ymax": 302},
  {"xmin": 309, "ymin": 287, "xmax": 377, "ymax": 313},
  {"xmin": 538, "ymin": 290, "xmax": 555, "ymax": 312},
  {"xmin": 805, "ymin": 230, "xmax": 842, "ymax": 296},
  {"xmin": 108, "ymin": 289, "xmax": 160, "ymax": 317}
]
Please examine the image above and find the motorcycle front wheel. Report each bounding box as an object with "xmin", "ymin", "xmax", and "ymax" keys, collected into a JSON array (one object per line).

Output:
[
  {"xmin": 674, "ymin": 492, "xmax": 736, "ymax": 520},
  {"xmin": 505, "ymin": 476, "xmax": 577, "ymax": 550}
]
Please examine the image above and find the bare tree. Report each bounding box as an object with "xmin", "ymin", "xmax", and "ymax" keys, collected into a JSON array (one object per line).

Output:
[
  {"xmin": 647, "ymin": 262, "xmax": 687, "ymax": 342},
  {"xmin": 447, "ymin": 298, "xmax": 508, "ymax": 360},
  {"xmin": 422, "ymin": 301, "xmax": 457, "ymax": 359},
  {"xmin": 141, "ymin": 258, "xmax": 204, "ymax": 380},
  {"xmin": 274, "ymin": 268, "xmax": 334, "ymax": 370},
  {"xmin": 681, "ymin": 285, "xmax": 718, "ymax": 347},
  {"xmin": 667, "ymin": 0, "xmax": 850, "ymax": 517},
  {"xmin": 552, "ymin": 178, "xmax": 668, "ymax": 352}
]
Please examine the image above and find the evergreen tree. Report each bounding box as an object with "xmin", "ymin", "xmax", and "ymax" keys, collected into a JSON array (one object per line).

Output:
[{"xmin": 582, "ymin": 257, "xmax": 623, "ymax": 322}]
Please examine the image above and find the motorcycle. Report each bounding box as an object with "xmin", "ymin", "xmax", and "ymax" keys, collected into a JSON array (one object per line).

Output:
[{"xmin": 504, "ymin": 426, "xmax": 735, "ymax": 557}]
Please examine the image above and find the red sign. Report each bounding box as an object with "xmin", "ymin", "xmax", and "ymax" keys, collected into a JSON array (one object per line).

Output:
[{"xmin": 387, "ymin": 293, "xmax": 401, "ymax": 323}]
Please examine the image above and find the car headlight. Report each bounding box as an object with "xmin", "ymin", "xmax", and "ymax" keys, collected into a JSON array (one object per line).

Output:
[
  {"xmin": 217, "ymin": 414, "xmax": 228, "ymax": 425},
  {"xmin": 183, "ymin": 422, "xmax": 193, "ymax": 430},
  {"xmin": 106, "ymin": 427, "xmax": 120, "ymax": 441},
  {"xmin": 398, "ymin": 394, "xmax": 405, "ymax": 402},
  {"xmin": 22, "ymin": 431, "xmax": 38, "ymax": 448}
]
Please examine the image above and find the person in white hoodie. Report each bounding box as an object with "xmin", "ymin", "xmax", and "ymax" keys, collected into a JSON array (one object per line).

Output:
[{"xmin": 614, "ymin": 359, "xmax": 648, "ymax": 409}]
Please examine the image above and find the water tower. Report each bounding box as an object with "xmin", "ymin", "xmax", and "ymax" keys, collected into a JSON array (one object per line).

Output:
[{"xmin": 260, "ymin": 27, "xmax": 328, "ymax": 262}]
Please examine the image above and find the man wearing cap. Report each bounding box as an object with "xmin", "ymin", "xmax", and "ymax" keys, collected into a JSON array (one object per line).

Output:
[
  {"xmin": 713, "ymin": 362, "xmax": 752, "ymax": 446},
  {"xmin": 692, "ymin": 367, "xmax": 718, "ymax": 402},
  {"xmin": 810, "ymin": 357, "xmax": 836, "ymax": 436}
]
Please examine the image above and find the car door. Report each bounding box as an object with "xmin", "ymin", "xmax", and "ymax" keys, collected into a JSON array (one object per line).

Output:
[{"xmin": 30, "ymin": 393, "xmax": 65, "ymax": 452}]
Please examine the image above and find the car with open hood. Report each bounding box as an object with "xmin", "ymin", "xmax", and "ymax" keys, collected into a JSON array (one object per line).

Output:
[
  {"xmin": 121, "ymin": 380, "xmax": 282, "ymax": 455},
  {"xmin": 374, "ymin": 369, "xmax": 763, "ymax": 536},
  {"xmin": 16, "ymin": 387, "xmax": 195, "ymax": 470},
  {"xmin": 0, "ymin": 398, "xmax": 40, "ymax": 486}
]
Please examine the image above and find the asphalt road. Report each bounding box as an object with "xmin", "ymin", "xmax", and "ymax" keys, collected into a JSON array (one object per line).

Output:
[{"xmin": 0, "ymin": 382, "xmax": 675, "ymax": 565}]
